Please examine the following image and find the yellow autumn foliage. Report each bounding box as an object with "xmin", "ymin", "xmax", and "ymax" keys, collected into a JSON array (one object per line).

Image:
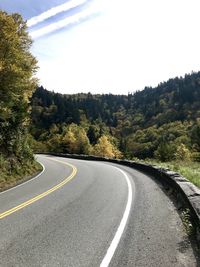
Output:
[{"xmin": 93, "ymin": 135, "xmax": 122, "ymax": 159}]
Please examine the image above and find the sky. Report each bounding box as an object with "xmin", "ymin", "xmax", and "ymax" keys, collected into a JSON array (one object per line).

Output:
[{"xmin": 1, "ymin": 0, "xmax": 200, "ymax": 95}]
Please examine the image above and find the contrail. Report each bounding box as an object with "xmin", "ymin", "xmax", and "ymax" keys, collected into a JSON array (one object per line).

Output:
[
  {"xmin": 30, "ymin": 5, "xmax": 99, "ymax": 39},
  {"xmin": 27, "ymin": 0, "xmax": 88, "ymax": 27}
]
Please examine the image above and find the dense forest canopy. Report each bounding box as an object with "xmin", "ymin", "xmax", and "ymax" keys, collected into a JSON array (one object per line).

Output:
[{"xmin": 31, "ymin": 72, "xmax": 200, "ymax": 160}]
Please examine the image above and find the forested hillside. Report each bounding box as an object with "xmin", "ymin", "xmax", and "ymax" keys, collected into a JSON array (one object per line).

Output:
[{"xmin": 31, "ymin": 72, "xmax": 200, "ymax": 161}]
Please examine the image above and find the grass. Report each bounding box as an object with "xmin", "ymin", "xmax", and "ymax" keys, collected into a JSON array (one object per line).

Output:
[
  {"xmin": 145, "ymin": 159, "xmax": 200, "ymax": 188},
  {"xmin": 0, "ymin": 156, "xmax": 43, "ymax": 192}
]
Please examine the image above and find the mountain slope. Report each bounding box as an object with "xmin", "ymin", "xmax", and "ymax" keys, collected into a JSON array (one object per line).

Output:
[{"xmin": 31, "ymin": 72, "xmax": 200, "ymax": 160}]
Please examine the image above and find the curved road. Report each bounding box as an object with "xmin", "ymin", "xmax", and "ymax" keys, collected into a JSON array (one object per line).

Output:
[{"xmin": 0, "ymin": 155, "xmax": 198, "ymax": 266}]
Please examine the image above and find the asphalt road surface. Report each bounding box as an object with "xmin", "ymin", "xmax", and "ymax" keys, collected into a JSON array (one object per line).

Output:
[{"xmin": 0, "ymin": 155, "xmax": 198, "ymax": 266}]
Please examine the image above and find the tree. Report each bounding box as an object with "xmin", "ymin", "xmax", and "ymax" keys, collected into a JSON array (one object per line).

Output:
[
  {"xmin": 191, "ymin": 120, "xmax": 200, "ymax": 151},
  {"xmin": 47, "ymin": 134, "xmax": 62, "ymax": 152},
  {"xmin": 0, "ymin": 11, "xmax": 38, "ymax": 160},
  {"xmin": 61, "ymin": 124, "xmax": 91, "ymax": 154},
  {"xmin": 62, "ymin": 130, "xmax": 76, "ymax": 153},
  {"xmin": 93, "ymin": 135, "xmax": 122, "ymax": 158},
  {"xmin": 87, "ymin": 125, "xmax": 100, "ymax": 144},
  {"xmin": 175, "ymin": 144, "xmax": 191, "ymax": 161},
  {"xmin": 154, "ymin": 142, "xmax": 176, "ymax": 162}
]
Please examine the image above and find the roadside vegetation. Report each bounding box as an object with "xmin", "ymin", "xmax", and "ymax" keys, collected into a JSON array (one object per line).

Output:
[
  {"xmin": 0, "ymin": 154, "xmax": 42, "ymax": 191},
  {"xmin": 0, "ymin": 11, "xmax": 40, "ymax": 190},
  {"xmin": 145, "ymin": 159, "xmax": 200, "ymax": 188}
]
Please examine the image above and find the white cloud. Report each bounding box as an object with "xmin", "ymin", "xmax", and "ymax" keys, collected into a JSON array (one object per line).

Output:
[
  {"xmin": 27, "ymin": 0, "xmax": 88, "ymax": 27},
  {"xmin": 29, "ymin": 0, "xmax": 105, "ymax": 39},
  {"xmin": 30, "ymin": 7, "xmax": 99, "ymax": 39},
  {"xmin": 32, "ymin": 0, "xmax": 200, "ymax": 94}
]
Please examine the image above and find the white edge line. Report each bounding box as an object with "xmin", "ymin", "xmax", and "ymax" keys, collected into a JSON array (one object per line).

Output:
[
  {"xmin": 100, "ymin": 167, "xmax": 133, "ymax": 267},
  {"xmin": 0, "ymin": 160, "xmax": 45, "ymax": 195}
]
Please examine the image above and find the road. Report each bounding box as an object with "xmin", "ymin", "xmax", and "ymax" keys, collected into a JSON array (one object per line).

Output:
[{"xmin": 0, "ymin": 155, "xmax": 198, "ymax": 266}]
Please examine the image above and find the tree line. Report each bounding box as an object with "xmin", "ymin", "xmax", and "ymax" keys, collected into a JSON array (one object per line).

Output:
[{"xmin": 31, "ymin": 72, "xmax": 200, "ymax": 161}]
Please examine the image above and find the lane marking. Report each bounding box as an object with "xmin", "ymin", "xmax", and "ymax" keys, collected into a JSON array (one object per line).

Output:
[
  {"xmin": 0, "ymin": 158, "xmax": 77, "ymax": 220},
  {"xmin": 0, "ymin": 162, "xmax": 45, "ymax": 196},
  {"xmin": 100, "ymin": 167, "xmax": 133, "ymax": 267}
]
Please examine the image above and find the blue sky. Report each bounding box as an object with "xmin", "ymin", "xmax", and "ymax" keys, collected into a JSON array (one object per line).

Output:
[{"xmin": 1, "ymin": 0, "xmax": 200, "ymax": 94}]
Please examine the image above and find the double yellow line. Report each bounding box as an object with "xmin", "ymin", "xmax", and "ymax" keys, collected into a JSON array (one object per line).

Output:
[{"xmin": 0, "ymin": 158, "xmax": 77, "ymax": 220}]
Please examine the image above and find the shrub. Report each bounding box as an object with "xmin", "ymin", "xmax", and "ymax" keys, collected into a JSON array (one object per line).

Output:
[
  {"xmin": 175, "ymin": 144, "xmax": 191, "ymax": 161},
  {"xmin": 154, "ymin": 142, "xmax": 176, "ymax": 162}
]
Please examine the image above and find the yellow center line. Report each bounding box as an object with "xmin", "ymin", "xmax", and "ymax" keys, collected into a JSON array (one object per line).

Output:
[{"xmin": 0, "ymin": 158, "xmax": 77, "ymax": 220}]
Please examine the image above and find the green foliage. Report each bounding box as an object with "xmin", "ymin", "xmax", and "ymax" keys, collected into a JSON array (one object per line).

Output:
[
  {"xmin": 175, "ymin": 144, "xmax": 191, "ymax": 161},
  {"xmin": 87, "ymin": 125, "xmax": 100, "ymax": 144},
  {"xmin": 154, "ymin": 142, "xmax": 176, "ymax": 162},
  {"xmin": 28, "ymin": 70, "xmax": 200, "ymax": 185},
  {"xmin": 31, "ymin": 72, "xmax": 200, "ymax": 161},
  {"xmin": 190, "ymin": 119, "xmax": 200, "ymax": 151},
  {"xmin": 124, "ymin": 121, "xmax": 193, "ymax": 159},
  {"xmin": 33, "ymin": 123, "xmax": 92, "ymax": 155},
  {"xmin": 191, "ymin": 152, "xmax": 200, "ymax": 162},
  {"xmin": 0, "ymin": 11, "xmax": 38, "ymax": 163},
  {"xmin": 147, "ymin": 160, "xmax": 200, "ymax": 188},
  {"xmin": 0, "ymin": 153, "xmax": 42, "ymax": 190},
  {"xmin": 61, "ymin": 124, "xmax": 91, "ymax": 154}
]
